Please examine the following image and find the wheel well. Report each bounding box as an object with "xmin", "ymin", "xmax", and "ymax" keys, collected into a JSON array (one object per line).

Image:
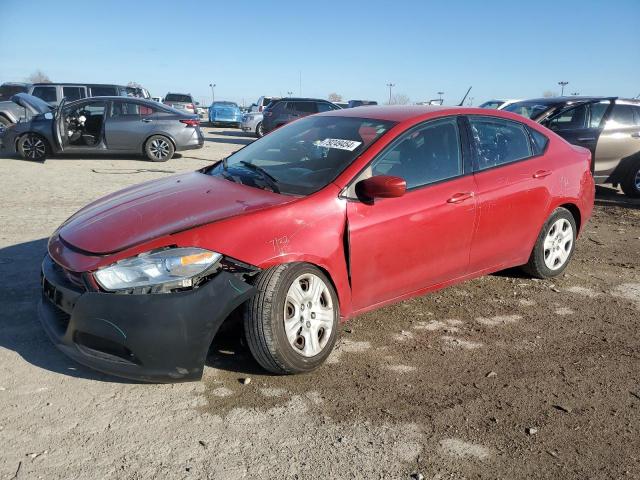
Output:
[
  {"xmin": 0, "ymin": 113, "xmax": 13, "ymax": 125},
  {"xmin": 142, "ymin": 134, "xmax": 175, "ymax": 154},
  {"xmin": 560, "ymin": 203, "xmax": 581, "ymax": 232}
]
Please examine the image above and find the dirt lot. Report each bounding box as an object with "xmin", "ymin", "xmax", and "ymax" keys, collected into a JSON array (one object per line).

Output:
[{"xmin": 0, "ymin": 126, "xmax": 638, "ymax": 479}]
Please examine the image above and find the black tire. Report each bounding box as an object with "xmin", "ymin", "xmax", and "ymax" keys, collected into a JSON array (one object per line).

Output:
[
  {"xmin": 243, "ymin": 263, "xmax": 339, "ymax": 374},
  {"xmin": 620, "ymin": 160, "xmax": 640, "ymax": 198},
  {"xmin": 255, "ymin": 122, "xmax": 264, "ymax": 138},
  {"xmin": 17, "ymin": 133, "xmax": 48, "ymax": 161},
  {"xmin": 523, "ymin": 207, "xmax": 577, "ymax": 279},
  {"xmin": 144, "ymin": 135, "xmax": 174, "ymax": 162}
]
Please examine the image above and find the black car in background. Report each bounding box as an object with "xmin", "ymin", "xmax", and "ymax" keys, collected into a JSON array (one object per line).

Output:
[
  {"xmin": 504, "ymin": 97, "xmax": 640, "ymax": 197},
  {"xmin": 0, "ymin": 82, "xmax": 31, "ymax": 101},
  {"xmin": 347, "ymin": 100, "xmax": 378, "ymax": 108},
  {"xmin": 261, "ymin": 97, "xmax": 340, "ymax": 133}
]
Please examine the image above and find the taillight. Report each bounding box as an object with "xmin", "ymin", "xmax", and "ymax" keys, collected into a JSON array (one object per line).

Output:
[
  {"xmin": 186, "ymin": 103, "xmax": 194, "ymax": 110},
  {"xmin": 180, "ymin": 119, "xmax": 199, "ymax": 127}
]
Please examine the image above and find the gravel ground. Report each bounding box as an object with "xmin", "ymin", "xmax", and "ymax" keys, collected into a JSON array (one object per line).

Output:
[{"xmin": 0, "ymin": 126, "xmax": 639, "ymax": 479}]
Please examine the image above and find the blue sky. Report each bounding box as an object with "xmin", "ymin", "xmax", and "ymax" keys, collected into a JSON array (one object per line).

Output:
[{"xmin": 1, "ymin": 0, "xmax": 639, "ymax": 106}]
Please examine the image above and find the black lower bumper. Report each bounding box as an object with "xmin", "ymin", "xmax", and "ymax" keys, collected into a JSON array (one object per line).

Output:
[{"xmin": 39, "ymin": 255, "xmax": 255, "ymax": 382}]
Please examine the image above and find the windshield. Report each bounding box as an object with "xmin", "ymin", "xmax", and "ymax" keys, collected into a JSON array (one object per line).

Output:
[
  {"xmin": 503, "ymin": 101, "xmax": 553, "ymax": 119},
  {"xmin": 165, "ymin": 94, "xmax": 192, "ymax": 103},
  {"xmin": 479, "ymin": 100, "xmax": 503, "ymax": 109},
  {"xmin": 207, "ymin": 115, "xmax": 395, "ymax": 195}
]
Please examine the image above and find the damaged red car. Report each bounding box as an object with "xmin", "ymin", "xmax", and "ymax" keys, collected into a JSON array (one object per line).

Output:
[{"xmin": 40, "ymin": 106, "xmax": 594, "ymax": 382}]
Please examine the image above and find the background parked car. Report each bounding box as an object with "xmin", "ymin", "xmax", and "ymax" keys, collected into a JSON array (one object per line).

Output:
[
  {"xmin": 262, "ymin": 97, "xmax": 340, "ymax": 133},
  {"xmin": 29, "ymin": 83, "xmax": 138, "ymax": 106},
  {"xmin": 241, "ymin": 111, "xmax": 264, "ymax": 137},
  {"xmin": 208, "ymin": 101, "xmax": 243, "ymax": 127},
  {"xmin": 2, "ymin": 94, "xmax": 203, "ymax": 162},
  {"xmin": 347, "ymin": 100, "xmax": 378, "ymax": 108},
  {"xmin": 163, "ymin": 93, "xmax": 197, "ymax": 115},
  {"xmin": 333, "ymin": 101, "xmax": 349, "ymax": 109},
  {"xmin": 0, "ymin": 82, "xmax": 31, "ymax": 101},
  {"xmin": 504, "ymin": 97, "xmax": 640, "ymax": 197},
  {"xmin": 478, "ymin": 99, "xmax": 522, "ymax": 110},
  {"xmin": 251, "ymin": 96, "xmax": 279, "ymax": 113}
]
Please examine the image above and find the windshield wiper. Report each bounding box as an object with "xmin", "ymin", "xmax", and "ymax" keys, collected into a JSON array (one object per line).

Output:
[{"xmin": 239, "ymin": 161, "xmax": 280, "ymax": 193}]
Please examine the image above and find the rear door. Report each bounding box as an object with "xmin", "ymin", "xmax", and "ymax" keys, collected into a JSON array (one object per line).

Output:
[
  {"xmin": 594, "ymin": 102, "xmax": 640, "ymax": 181},
  {"xmin": 467, "ymin": 115, "xmax": 552, "ymax": 272},
  {"xmin": 543, "ymin": 100, "xmax": 613, "ymax": 169},
  {"xmin": 104, "ymin": 101, "xmax": 156, "ymax": 150}
]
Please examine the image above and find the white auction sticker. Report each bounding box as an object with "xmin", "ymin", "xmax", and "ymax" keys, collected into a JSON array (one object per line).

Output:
[{"xmin": 315, "ymin": 138, "xmax": 362, "ymax": 151}]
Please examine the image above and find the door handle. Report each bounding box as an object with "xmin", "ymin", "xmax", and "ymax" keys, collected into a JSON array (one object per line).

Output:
[
  {"xmin": 533, "ymin": 169, "xmax": 552, "ymax": 179},
  {"xmin": 577, "ymin": 137, "xmax": 595, "ymax": 141},
  {"xmin": 141, "ymin": 118, "xmax": 153, "ymax": 123},
  {"xmin": 447, "ymin": 192, "xmax": 474, "ymax": 203},
  {"xmin": 631, "ymin": 132, "xmax": 640, "ymax": 138}
]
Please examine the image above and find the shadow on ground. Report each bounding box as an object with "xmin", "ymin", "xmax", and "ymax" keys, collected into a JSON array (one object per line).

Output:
[{"xmin": 594, "ymin": 185, "xmax": 640, "ymax": 210}]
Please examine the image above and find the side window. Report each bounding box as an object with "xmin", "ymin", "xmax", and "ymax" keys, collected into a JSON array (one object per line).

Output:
[
  {"xmin": 606, "ymin": 104, "xmax": 640, "ymax": 128},
  {"xmin": 31, "ymin": 86, "xmax": 57, "ymax": 103},
  {"xmin": 589, "ymin": 101, "xmax": 610, "ymax": 128},
  {"xmin": 546, "ymin": 104, "xmax": 588, "ymax": 131},
  {"xmin": 90, "ymin": 86, "xmax": 118, "ymax": 96},
  {"xmin": 112, "ymin": 102, "xmax": 154, "ymax": 117},
  {"xmin": 368, "ymin": 117, "xmax": 462, "ymax": 189},
  {"xmin": 295, "ymin": 102, "xmax": 317, "ymax": 113},
  {"xmin": 469, "ymin": 117, "xmax": 533, "ymax": 171},
  {"xmin": 317, "ymin": 103, "xmax": 335, "ymax": 113},
  {"xmin": 62, "ymin": 86, "xmax": 86, "ymax": 101},
  {"xmin": 527, "ymin": 127, "xmax": 549, "ymax": 155}
]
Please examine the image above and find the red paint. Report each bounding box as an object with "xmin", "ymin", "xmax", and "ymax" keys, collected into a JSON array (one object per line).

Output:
[
  {"xmin": 357, "ymin": 175, "xmax": 406, "ymax": 200},
  {"xmin": 49, "ymin": 107, "xmax": 594, "ymax": 320}
]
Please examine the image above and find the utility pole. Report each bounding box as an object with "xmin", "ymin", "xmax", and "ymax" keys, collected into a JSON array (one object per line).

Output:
[
  {"xmin": 386, "ymin": 83, "xmax": 395, "ymax": 104},
  {"xmin": 209, "ymin": 83, "xmax": 216, "ymax": 103},
  {"xmin": 558, "ymin": 81, "xmax": 569, "ymax": 96}
]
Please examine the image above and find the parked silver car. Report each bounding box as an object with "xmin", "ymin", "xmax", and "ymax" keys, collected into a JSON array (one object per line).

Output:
[
  {"xmin": 240, "ymin": 111, "xmax": 264, "ymax": 137},
  {"xmin": 163, "ymin": 93, "xmax": 197, "ymax": 115},
  {"xmin": 1, "ymin": 94, "xmax": 203, "ymax": 162}
]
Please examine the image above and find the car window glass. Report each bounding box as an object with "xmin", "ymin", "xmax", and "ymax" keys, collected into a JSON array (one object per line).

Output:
[
  {"xmin": 62, "ymin": 86, "xmax": 86, "ymax": 101},
  {"xmin": 589, "ymin": 101, "xmax": 610, "ymax": 128},
  {"xmin": 112, "ymin": 102, "xmax": 154, "ymax": 117},
  {"xmin": 502, "ymin": 102, "xmax": 550, "ymax": 119},
  {"xmin": 479, "ymin": 101, "xmax": 503, "ymax": 109},
  {"xmin": 528, "ymin": 127, "xmax": 549, "ymax": 155},
  {"xmin": 367, "ymin": 117, "xmax": 462, "ymax": 189},
  {"xmin": 546, "ymin": 104, "xmax": 588, "ymax": 131},
  {"xmin": 606, "ymin": 104, "xmax": 640, "ymax": 128},
  {"xmin": 295, "ymin": 102, "xmax": 317, "ymax": 113},
  {"xmin": 317, "ymin": 103, "xmax": 335, "ymax": 113},
  {"xmin": 469, "ymin": 117, "xmax": 532, "ymax": 171},
  {"xmin": 31, "ymin": 86, "xmax": 57, "ymax": 102},
  {"xmin": 91, "ymin": 86, "xmax": 118, "ymax": 96},
  {"xmin": 164, "ymin": 94, "xmax": 191, "ymax": 103}
]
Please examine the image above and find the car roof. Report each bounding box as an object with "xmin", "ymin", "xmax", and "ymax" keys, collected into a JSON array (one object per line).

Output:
[
  {"xmin": 32, "ymin": 82, "xmax": 125, "ymax": 87},
  {"xmin": 273, "ymin": 97, "xmax": 332, "ymax": 102}
]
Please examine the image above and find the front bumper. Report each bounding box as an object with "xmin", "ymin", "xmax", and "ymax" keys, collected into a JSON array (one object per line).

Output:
[{"xmin": 39, "ymin": 254, "xmax": 255, "ymax": 382}]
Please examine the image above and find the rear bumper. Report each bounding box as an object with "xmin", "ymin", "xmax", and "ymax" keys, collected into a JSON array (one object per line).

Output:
[
  {"xmin": 176, "ymin": 129, "xmax": 204, "ymax": 151},
  {"xmin": 39, "ymin": 254, "xmax": 255, "ymax": 382}
]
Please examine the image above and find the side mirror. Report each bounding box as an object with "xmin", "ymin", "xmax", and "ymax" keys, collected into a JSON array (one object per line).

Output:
[{"xmin": 356, "ymin": 175, "xmax": 406, "ymax": 201}]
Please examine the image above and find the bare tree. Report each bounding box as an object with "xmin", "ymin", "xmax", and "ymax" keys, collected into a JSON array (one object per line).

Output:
[
  {"xmin": 389, "ymin": 93, "xmax": 410, "ymax": 105},
  {"xmin": 328, "ymin": 92, "xmax": 343, "ymax": 102},
  {"xmin": 27, "ymin": 70, "xmax": 51, "ymax": 83},
  {"xmin": 127, "ymin": 81, "xmax": 143, "ymax": 88},
  {"xmin": 543, "ymin": 90, "xmax": 558, "ymax": 98}
]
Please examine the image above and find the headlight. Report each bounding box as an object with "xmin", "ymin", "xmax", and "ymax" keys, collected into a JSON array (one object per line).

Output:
[{"xmin": 94, "ymin": 247, "xmax": 222, "ymax": 292}]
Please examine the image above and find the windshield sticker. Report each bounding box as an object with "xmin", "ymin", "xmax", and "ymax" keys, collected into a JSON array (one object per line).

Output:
[{"xmin": 315, "ymin": 138, "xmax": 362, "ymax": 151}]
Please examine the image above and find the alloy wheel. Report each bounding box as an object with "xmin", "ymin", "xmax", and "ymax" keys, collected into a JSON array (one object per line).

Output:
[
  {"xmin": 634, "ymin": 168, "xmax": 640, "ymax": 191},
  {"xmin": 149, "ymin": 138, "xmax": 170, "ymax": 159},
  {"xmin": 23, "ymin": 135, "xmax": 46, "ymax": 159},
  {"xmin": 283, "ymin": 273, "xmax": 334, "ymax": 357},
  {"xmin": 543, "ymin": 218, "xmax": 574, "ymax": 270}
]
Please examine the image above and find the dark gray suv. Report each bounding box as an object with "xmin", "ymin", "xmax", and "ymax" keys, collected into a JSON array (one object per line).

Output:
[{"xmin": 262, "ymin": 98, "xmax": 340, "ymax": 133}]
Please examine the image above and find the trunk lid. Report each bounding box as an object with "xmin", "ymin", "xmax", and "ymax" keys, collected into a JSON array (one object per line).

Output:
[{"xmin": 58, "ymin": 172, "xmax": 292, "ymax": 254}]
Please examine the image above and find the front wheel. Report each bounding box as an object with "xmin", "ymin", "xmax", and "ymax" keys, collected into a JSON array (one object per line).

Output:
[
  {"xmin": 244, "ymin": 263, "xmax": 339, "ymax": 374},
  {"xmin": 17, "ymin": 133, "xmax": 48, "ymax": 161},
  {"xmin": 620, "ymin": 161, "xmax": 640, "ymax": 198},
  {"xmin": 144, "ymin": 135, "xmax": 174, "ymax": 162},
  {"xmin": 523, "ymin": 207, "xmax": 577, "ymax": 279}
]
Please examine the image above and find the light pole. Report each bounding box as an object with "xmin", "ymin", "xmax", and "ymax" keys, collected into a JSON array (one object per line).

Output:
[
  {"xmin": 571, "ymin": 92, "xmax": 580, "ymax": 96},
  {"xmin": 287, "ymin": 91, "xmax": 293, "ymax": 97},
  {"xmin": 437, "ymin": 91, "xmax": 444, "ymax": 103},
  {"xmin": 467, "ymin": 96, "xmax": 474, "ymax": 106},
  {"xmin": 209, "ymin": 83, "xmax": 216, "ymax": 103},
  {"xmin": 558, "ymin": 81, "xmax": 569, "ymax": 96},
  {"xmin": 386, "ymin": 83, "xmax": 395, "ymax": 104}
]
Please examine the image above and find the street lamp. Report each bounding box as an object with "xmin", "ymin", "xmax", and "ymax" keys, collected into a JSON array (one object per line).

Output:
[
  {"xmin": 558, "ymin": 81, "xmax": 569, "ymax": 96},
  {"xmin": 287, "ymin": 91, "xmax": 293, "ymax": 97},
  {"xmin": 209, "ymin": 83, "xmax": 216, "ymax": 103},
  {"xmin": 437, "ymin": 91, "xmax": 444, "ymax": 103},
  {"xmin": 571, "ymin": 92, "xmax": 580, "ymax": 96},
  {"xmin": 386, "ymin": 83, "xmax": 395, "ymax": 104}
]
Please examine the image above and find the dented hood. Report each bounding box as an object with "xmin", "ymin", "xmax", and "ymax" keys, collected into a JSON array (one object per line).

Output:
[{"xmin": 58, "ymin": 172, "xmax": 291, "ymax": 254}]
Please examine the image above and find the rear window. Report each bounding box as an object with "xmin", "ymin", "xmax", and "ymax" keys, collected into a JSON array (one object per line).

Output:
[
  {"xmin": 91, "ymin": 86, "xmax": 118, "ymax": 96},
  {"xmin": 503, "ymin": 101, "xmax": 553, "ymax": 119},
  {"xmin": 165, "ymin": 94, "xmax": 192, "ymax": 103},
  {"xmin": 62, "ymin": 86, "xmax": 86, "ymax": 101},
  {"xmin": 31, "ymin": 86, "xmax": 57, "ymax": 102}
]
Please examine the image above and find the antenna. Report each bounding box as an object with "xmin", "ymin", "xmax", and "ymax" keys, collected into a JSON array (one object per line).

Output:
[{"xmin": 458, "ymin": 86, "xmax": 472, "ymax": 106}]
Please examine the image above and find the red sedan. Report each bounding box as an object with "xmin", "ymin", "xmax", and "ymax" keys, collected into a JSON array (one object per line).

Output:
[{"xmin": 40, "ymin": 106, "xmax": 594, "ymax": 381}]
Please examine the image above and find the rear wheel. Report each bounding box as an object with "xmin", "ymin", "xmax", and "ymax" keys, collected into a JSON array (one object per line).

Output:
[
  {"xmin": 523, "ymin": 207, "xmax": 577, "ymax": 279},
  {"xmin": 255, "ymin": 122, "xmax": 264, "ymax": 138},
  {"xmin": 144, "ymin": 135, "xmax": 174, "ymax": 162},
  {"xmin": 244, "ymin": 263, "xmax": 339, "ymax": 374},
  {"xmin": 620, "ymin": 161, "xmax": 640, "ymax": 198},
  {"xmin": 17, "ymin": 133, "xmax": 48, "ymax": 161}
]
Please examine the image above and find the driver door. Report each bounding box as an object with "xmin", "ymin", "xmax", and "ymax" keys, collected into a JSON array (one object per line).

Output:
[
  {"xmin": 345, "ymin": 117, "xmax": 477, "ymax": 312},
  {"xmin": 53, "ymin": 98, "xmax": 67, "ymax": 152}
]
